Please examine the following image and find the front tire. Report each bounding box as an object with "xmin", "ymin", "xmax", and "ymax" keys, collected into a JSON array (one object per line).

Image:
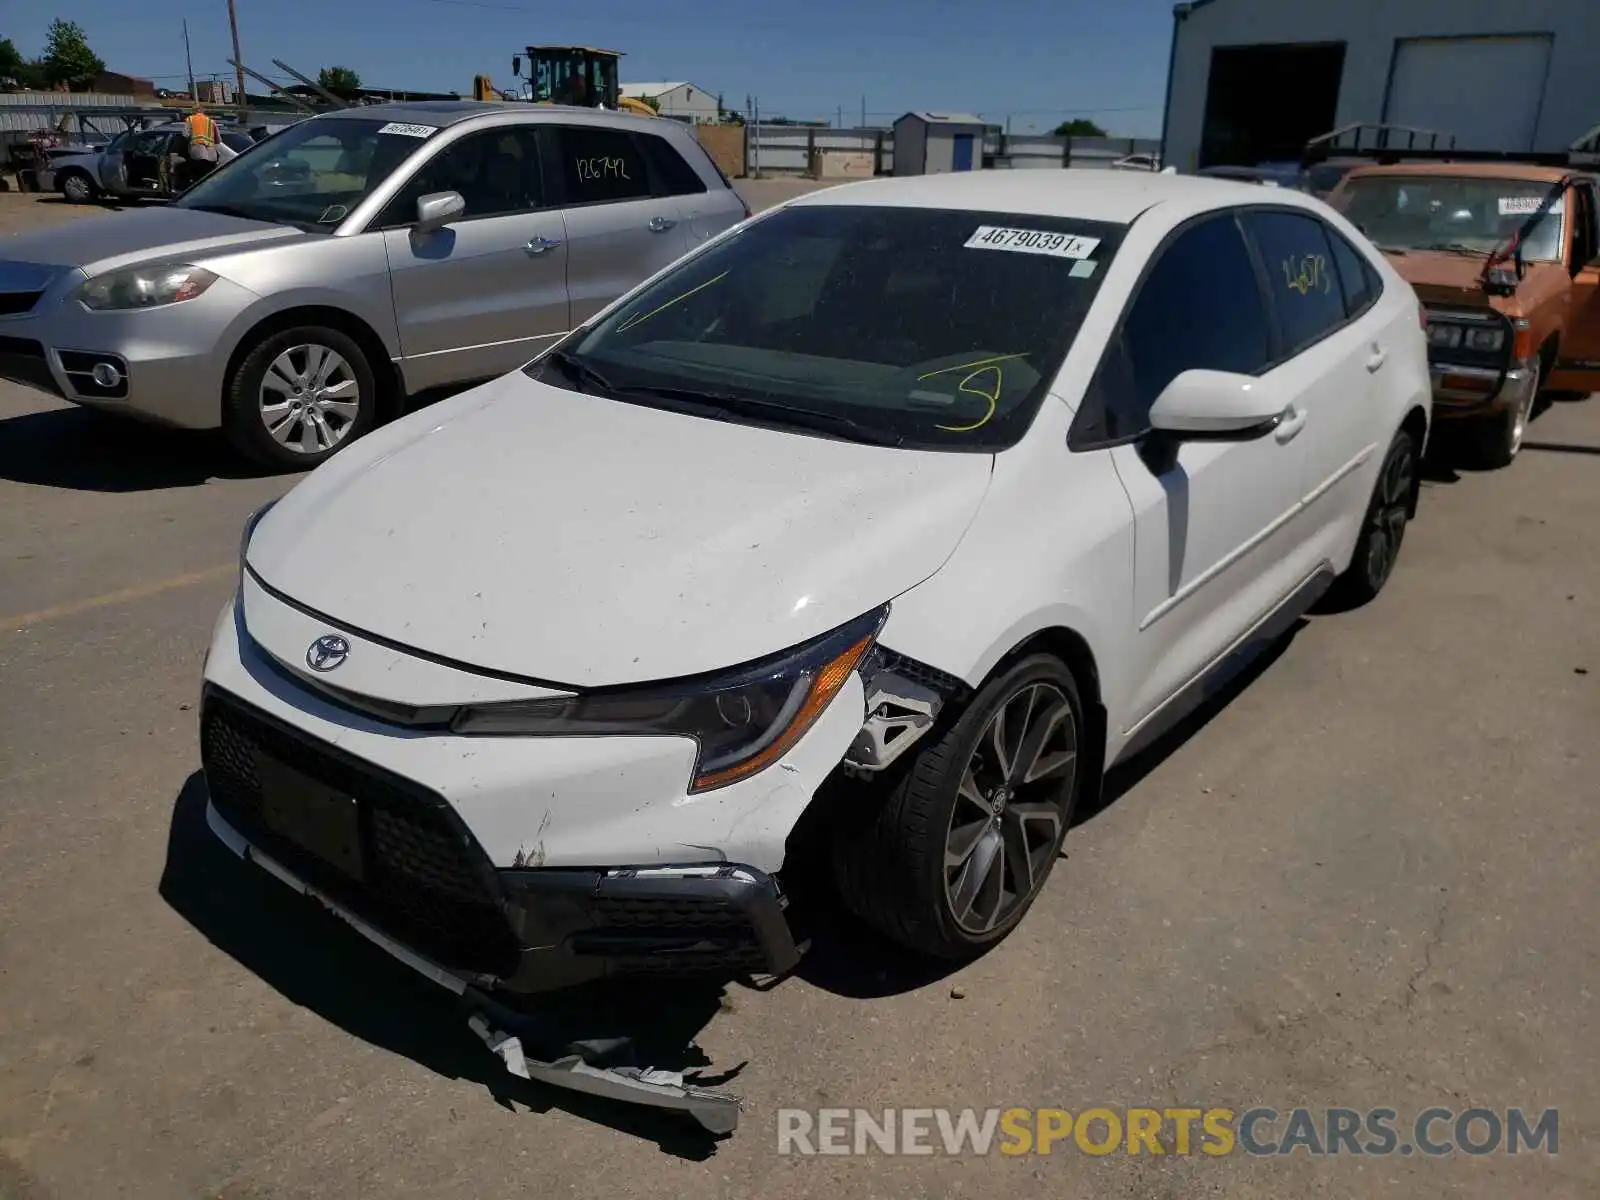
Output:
[
  {"xmin": 833, "ymin": 654, "xmax": 1084, "ymax": 959},
  {"xmin": 1328, "ymin": 427, "xmax": 1417, "ymax": 608},
  {"xmin": 223, "ymin": 325, "xmax": 377, "ymax": 471},
  {"xmin": 59, "ymin": 170, "xmax": 97, "ymax": 204},
  {"xmin": 1467, "ymin": 356, "xmax": 1540, "ymax": 469}
]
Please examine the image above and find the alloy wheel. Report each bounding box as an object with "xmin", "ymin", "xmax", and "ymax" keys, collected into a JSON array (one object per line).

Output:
[
  {"xmin": 943, "ymin": 682, "xmax": 1078, "ymax": 934},
  {"xmin": 258, "ymin": 343, "xmax": 362, "ymax": 456},
  {"xmin": 62, "ymin": 173, "xmax": 91, "ymax": 202},
  {"xmin": 1365, "ymin": 439, "xmax": 1415, "ymax": 589}
]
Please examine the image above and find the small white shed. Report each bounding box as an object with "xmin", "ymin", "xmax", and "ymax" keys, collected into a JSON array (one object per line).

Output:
[{"xmin": 893, "ymin": 111, "xmax": 988, "ymax": 176}]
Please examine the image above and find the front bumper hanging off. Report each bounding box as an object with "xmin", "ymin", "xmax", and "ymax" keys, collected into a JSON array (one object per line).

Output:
[
  {"xmin": 205, "ymin": 800, "xmax": 750, "ymax": 1133},
  {"xmin": 199, "ymin": 687, "xmax": 811, "ymax": 1132}
]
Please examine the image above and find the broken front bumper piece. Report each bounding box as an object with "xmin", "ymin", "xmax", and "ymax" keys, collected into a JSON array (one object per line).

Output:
[{"xmin": 206, "ymin": 800, "xmax": 757, "ymax": 1133}]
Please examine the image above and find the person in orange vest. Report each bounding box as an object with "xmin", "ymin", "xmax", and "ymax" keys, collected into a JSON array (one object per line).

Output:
[{"xmin": 162, "ymin": 105, "xmax": 221, "ymax": 194}]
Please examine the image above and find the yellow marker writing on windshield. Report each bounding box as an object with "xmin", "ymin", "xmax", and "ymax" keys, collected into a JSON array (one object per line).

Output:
[
  {"xmin": 918, "ymin": 353, "xmax": 1027, "ymax": 433},
  {"xmin": 617, "ymin": 270, "xmax": 730, "ymax": 333}
]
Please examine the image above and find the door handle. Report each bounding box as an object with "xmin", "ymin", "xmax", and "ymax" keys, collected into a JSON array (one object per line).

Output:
[
  {"xmin": 1366, "ymin": 344, "xmax": 1388, "ymax": 372},
  {"xmin": 647, "ymin": 215, "xmax": 677, "ymax": 233},
  {"xmin": 524, "ymin": 236, "xmax": 563, "ymax": 255},
  {"xmin": 1274, "ymin": 404, "xmax": 1308, "ymax": 444}
]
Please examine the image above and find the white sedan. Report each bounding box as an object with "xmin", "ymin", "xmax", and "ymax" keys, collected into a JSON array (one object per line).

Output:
[{"xmin": 200, "ymin": 169, "xmax": 1430, "ymax": 998}]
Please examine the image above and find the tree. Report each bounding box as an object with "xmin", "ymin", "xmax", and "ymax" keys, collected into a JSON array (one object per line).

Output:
[
  {"xmin": 318, "ymin": 65, "xmax": 362, "ymax": 99},
  {"xmin": 41, "ymin": 19, "xmax": 104, "ymax": 90},
  {"xmin": 1052, "ymin": 118, "xmax": 1107, "ymax": 138},
  {"xmin": 0, "ymin": 37, "xmax": 24, "ymax": 85}
]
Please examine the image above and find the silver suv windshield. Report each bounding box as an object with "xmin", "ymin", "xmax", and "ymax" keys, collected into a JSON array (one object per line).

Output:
[
  {"xmin": 174, "ymin": 116, "xmax": 437, "ymax": 228},
  {"xmin": 1334, "ymin": 174, "xmax": 1566, "ymax": 261},
  {"xmin": 528, "ymin": 204, "xmax": 1123, "ymax": 451}
]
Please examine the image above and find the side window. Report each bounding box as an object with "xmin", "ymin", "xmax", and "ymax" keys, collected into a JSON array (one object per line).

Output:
[
  {"xmin": 1324, "ymin": 223, "xmax": 1381, "ymax": 318},
  {"xmin": 378, "ymin": 127, "xmax": 545, "ymax": 227},
  {"xmin": 555, "ymin": 126, "xmax": 650, "ymax": 205},
  {"xmin": 1240, "ymin": 210, "xmax": 1350, "ymax": 356},
  {"xmin": 638, "ymin": 132, "xmax": 707, "ymax": 196},
  {"xmin": 1081, "ymin": 214, "xmax": 1272, "ymax": 443}
]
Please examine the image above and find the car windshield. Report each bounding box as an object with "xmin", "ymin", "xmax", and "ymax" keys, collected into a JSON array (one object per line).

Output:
[
  {"xmin": 173, "ymin": 116, "xmax": 437, "ymax": 229},
  {"xmin": 1333, "ymin": 174, "xmax": 1566, "ymax": 261},
  {"xmin": 528, "ymin": 204, "xmax": 1124, "ymax": 451}
]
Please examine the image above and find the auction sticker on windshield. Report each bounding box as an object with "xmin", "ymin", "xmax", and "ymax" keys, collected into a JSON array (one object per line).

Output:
[
  {"xmin": 377, "ymin": 122, "xmax": 437, "ymax": 138},
  {"xmin": 1499, "ymin": 196, "xmax": 1563, "ymax": 216},
  {"xmin": 965, "ymin": 226, "xmax": 1101, "ymax": 260}
]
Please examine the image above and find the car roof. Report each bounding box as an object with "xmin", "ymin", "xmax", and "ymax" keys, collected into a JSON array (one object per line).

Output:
[
  {"xmin": 786, "ymin": 169, "xmax": 1301, "ymax": 225},
  {"xmin": 1342, "ymin": 160, "xmax": 1574, "ymax": 185}
]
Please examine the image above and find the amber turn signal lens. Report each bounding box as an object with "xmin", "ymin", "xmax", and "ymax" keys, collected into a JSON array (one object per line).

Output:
[{"xmin": 691, "ymin": 633, "xmax": 875, "ymax": 792}]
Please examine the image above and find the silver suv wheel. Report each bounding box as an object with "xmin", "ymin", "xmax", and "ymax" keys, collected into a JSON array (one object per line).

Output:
[{"xmin": 258, "ymin": 343, "xmax": 362, "ymax": 456}]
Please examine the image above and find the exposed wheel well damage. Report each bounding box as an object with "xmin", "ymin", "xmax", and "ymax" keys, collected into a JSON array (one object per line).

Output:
[{"xmin": 224, "ymin": 306, "xmax": 404, "ymax": 425}]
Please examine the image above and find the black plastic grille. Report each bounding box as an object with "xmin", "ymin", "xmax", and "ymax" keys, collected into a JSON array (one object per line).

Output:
[
  {"xmin": 586, "ymin": 893, "xmax": 770, "ymax": 976},
  {"xmin": 201, "ymin": 690, "xmax": 521, "ymax": 977}
]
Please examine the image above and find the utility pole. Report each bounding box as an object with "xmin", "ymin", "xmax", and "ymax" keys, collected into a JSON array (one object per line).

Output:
[
  {"xmin": 183, "ymin": 20, "xmax": 198, "ymax": 102},
  {"xmin": 836, "ymin": 104, "xmax": 843, "ymax": 129},
  {"xmin": 860, "ymin": 95, "xmax": 866, "ymax": 129},
  {"xmin": 227, "ymin": 0, "xmax": 248, "ymax": 123}
]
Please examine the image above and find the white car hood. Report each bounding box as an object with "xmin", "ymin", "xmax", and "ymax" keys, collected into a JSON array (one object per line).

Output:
[{"xmin": 246, "ymin": 373, "xmax": 994, "ymax": 687}]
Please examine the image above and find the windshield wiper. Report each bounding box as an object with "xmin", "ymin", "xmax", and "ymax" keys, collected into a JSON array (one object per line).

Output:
[
  {"xmin": 1422, "ymin": 242, "xmax": 1493, "ymax": 257},
  {"xmin": 539, "ymin": 348, "xmax": 617, "ymax": 394},
  {"xmin": 616, "ymin": 384, "xmax": 905, "ymax": 447}
]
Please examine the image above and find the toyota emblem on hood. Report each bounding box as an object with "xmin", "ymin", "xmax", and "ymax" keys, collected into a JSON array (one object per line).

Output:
[{"xmin": 306, "ymin": 634, "xmax": 350, "ymax": 672}]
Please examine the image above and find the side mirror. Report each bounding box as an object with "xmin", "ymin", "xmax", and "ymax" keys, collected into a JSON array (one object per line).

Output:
[
  {"xmin": 414, "ymin": 190, "xmax": 465, "ymax": 235},
  {"xmin": 1147, "ymin": 369, "xmax": 1284, "ymax": 440}
]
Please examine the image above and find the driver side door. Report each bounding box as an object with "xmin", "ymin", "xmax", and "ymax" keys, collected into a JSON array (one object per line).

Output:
[
  {"xmin": 1078, "ymin": 211, "xmax": 1318, "ymax": 752},
  {"xmin": 1551, "ymin": 178, "xmax": 1600, "ymax": 392}
]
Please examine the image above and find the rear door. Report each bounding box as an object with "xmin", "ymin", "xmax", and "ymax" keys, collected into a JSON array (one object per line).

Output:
[
  {"xmin": 549, "ymin": 124, "xmax": 694, "ymax": 325},
  {"xmin": 1239, "ymin": 208, "xmax": 1389, "ymax": 567},
  {"xmin": 1551, "ymin": 177, "xmax": 1600, "ymax": 392},
  {"xmin": 1077, "ymin": 211, "xmax": 1314, "ymax": 738},
  {"xmin": 379, "ymin": 124, "xmax": 570, "ymax": 392}
]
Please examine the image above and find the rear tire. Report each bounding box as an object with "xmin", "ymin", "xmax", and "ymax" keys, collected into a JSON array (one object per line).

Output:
[
  {"xmin": 832, "ymin": 654, "xmax": 1084, "ymax": 959},
  {"xmin": 1328, "ymin": 428, "xmax": 1416, "ymax": 608},
  {"xmin": 222, "ymin": 325, "xmax": 377, "ymax": 472}
]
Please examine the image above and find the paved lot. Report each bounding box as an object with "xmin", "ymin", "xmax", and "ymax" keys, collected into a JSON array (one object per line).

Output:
[{"xmin": 1, "ymin": 185, "xmax": 1598, "ymax": 1199}]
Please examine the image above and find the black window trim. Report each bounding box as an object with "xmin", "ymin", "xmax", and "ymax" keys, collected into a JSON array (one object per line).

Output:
[
  {"xmin": 1068, "ymin": 203, "xmax": 1388, "ymax": 453},
  {"xmin": 369, "ymin": 123, "xmax": 560, "ymax": 231}
]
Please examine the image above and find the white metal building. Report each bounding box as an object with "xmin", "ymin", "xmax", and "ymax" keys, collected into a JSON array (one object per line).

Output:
[
  {"xmin": 1161, "ymin": 0, "xmax": 1600, "ymax": 172},
  {"xmin": 892, "ymin": 112, "xmax": 989, "ymax": 176},
  {"xmin": 618, "ymin": 82, "xmax": 719, "ymax": 124}
]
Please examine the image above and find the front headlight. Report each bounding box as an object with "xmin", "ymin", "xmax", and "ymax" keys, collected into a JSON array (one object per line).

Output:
[
  {"xmin": 77, "ymin": 264, "xmax": 218, "ymax": 311},
  {"xmin": 1427, "ymin": 322, "xmax": 1463, "ymax": 349},
  {"xmin": 1464, "ymin": 326, "xmax": 1505, "ymax": 352},
  {"xmin": 453, "ymin": 605, "xmax": 889, "ymax": 792}
]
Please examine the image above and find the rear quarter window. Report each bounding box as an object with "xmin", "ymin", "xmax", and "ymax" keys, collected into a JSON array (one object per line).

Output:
[
  {"xmin": 1241, "ymin": 210, "xmax": 1350, "ymax": 356},
  {"xmin": 636, "ymin": 132, "xmax": 707, "ymax": 196}
]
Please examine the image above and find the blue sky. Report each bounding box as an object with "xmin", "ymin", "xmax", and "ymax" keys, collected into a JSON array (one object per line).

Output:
[{"xmin": 9, "ymin": 0, "xmax": 1176, "ymax": 135}]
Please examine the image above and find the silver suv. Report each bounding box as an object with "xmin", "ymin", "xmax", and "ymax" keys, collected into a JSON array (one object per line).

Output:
[{"xmin": 0, "ymin": 101, "xmax": 748, "ymax": 467}]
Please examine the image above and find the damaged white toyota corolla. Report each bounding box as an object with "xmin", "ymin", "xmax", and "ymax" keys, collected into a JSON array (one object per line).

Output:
[{"xmin": 201, "ymin": 171, "xmax": 1429, "ymax": 1023}]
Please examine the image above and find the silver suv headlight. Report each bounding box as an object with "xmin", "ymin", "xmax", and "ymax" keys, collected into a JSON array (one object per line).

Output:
[
  {"xmin": 453, "ymin": 605, "xmax": 889, "ymax": 792},
  {"xmin": 77, "ymin": 264, "xmax": 218, "ymax": 311}
]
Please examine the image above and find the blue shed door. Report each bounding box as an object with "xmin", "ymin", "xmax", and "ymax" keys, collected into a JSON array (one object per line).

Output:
[{"xmin": 952, "ymin": 134, "xmax": 974, "ymax": 171}]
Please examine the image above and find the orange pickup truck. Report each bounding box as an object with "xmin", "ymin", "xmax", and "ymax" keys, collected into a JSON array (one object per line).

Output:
[{"xmin": 1327, "ymin": 162, "xmax": 1600, "ymax": 466}]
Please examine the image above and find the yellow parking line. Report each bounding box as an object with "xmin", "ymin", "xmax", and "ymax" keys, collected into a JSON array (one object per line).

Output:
[{"xmin": 1, "ymin": 564, "xmax": 235, "ymax": 632}]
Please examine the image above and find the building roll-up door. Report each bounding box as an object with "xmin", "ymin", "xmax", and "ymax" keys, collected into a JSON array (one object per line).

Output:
[{"xmin": 1384, "ymin": 35, "xmax": 1553, "ymax": 152}]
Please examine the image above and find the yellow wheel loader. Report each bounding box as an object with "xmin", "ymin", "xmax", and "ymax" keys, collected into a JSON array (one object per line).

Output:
[{"xmin": 473, "ymin": 46, "xmax": 657, "ymax": 117}]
